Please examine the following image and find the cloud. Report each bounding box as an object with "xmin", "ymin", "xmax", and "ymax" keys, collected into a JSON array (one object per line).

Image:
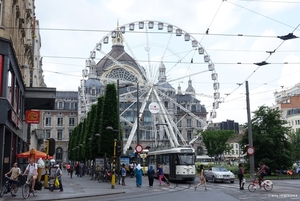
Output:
[{"xmin": 35, "ymin": 0, "xmax": 300, "ymax": 124}]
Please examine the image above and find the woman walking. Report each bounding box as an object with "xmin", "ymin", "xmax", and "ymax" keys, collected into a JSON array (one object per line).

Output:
[
  {"xmin": 238, "ymin": 163, "xmax": 245, "ymax": 190},
  {"xmin": 134, "ymin": 164, "xmax": 143, "ymax": 187},
  {"xmin": 195, "ymin": 164, "xmax": 207, "ymax": 190},
  {"xmin": 147, "ymin": 166, "xmax": 155, "ymax": 187},
  {"xmin": 156, "ymin": 164, "xmax": 164, "ymax": 186}
]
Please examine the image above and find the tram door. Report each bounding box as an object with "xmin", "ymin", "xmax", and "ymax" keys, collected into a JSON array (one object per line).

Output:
[{"xmin": 169, "ymin": 154, "xmax": 176, "ymax": 180}]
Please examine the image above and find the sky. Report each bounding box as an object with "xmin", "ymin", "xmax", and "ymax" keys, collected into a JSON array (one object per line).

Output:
[{"xmin": 34, "ymin": 0, "xmax": 300, "ymax": 125}]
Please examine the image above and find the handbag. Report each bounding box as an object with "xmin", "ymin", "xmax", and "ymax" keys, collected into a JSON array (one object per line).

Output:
[
  {"xmin": 54, "ymin": 178, "xmax": 60, "ymax": 187},
  {"xmin": 242, "ymin": 178, "xmax": 246, "ymax": 184}
]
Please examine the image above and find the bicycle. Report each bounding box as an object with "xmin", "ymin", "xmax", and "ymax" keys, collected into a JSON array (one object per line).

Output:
[
  {"xmin": 0, "ymin": 176, "xmax": 19, "ymax": 197},
  {"xmin": 22, "ymin": 175, "xmax": 38, "ymax": 199},
  {"xmin": 248, "ymin": 174, "xmax": 273, "ymax": 192},
  {"xmin": 97, "ymin": 171, "xmax": 104, "ymax": 183}
]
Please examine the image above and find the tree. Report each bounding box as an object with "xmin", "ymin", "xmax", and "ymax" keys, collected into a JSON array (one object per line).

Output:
[
  {"xmin": 202, "ymin": 130, "xmax": 235, "ymax": 163},
  {"xmin": 90, "ymin": 96, "xmax": 104, "ymax": 159},
  {"xmin": 84, "ymin": 104, "xmax": 97, "ymax": 160},
  {"xmin": 289, "ymin": 129, "xmax": 300, "ymax": 162},
  {"xmin": 241, "ymin": 106, "xmax": 294, "ymax": 171},
  {"xmin": 99, "ymin": 83, "xmax": 119, "ymax": 158}
]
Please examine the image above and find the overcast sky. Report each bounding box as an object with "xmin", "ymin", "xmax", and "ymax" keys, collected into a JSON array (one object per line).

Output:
[{"xmin": 34, "ymin": 0, "xmax": 300, "ymax": 124}]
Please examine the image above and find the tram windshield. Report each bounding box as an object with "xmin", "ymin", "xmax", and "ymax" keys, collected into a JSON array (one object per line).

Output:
[{"xmin": 177, "ymin": 154, "xmax": 195, "ymax": 165}]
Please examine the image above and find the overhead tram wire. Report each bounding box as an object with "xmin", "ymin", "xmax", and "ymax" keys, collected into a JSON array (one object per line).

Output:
[
  {"xmin": 226, "ymin": 0, "xmax": 298, "ymax": 30},
  {"xmin": 220, "ymin": 19, "xmax": 299, "ymax": 103},
  {"xmin": 5, "ymin": 26, "xmax": 288, "ymax": 39},
  {"xmin": 199, "ymin": 0, "xmax": 224, "ymax": 43},
  {"xmin": 235, "ymin": 0, "xmax": 300, "ymax": 4}
]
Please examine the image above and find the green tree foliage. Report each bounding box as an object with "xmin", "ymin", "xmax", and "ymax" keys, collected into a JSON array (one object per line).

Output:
[
  {"xmin": 99, "ymin": 83, "xmax": 118, "ymax": 158},
  {"xmin": 288, "ymin": 129, "xmax": 300, "ymax": 162},
  {"xmin": 68, "ymin": 127, "xmax": 77, "ymax": 160},
  {"xmin": 90, "ymin": 96, "xmax": 104, "ymax": 159},
  {"xmin": 84, "ymin": 104, "xmax": 97, "ymax": 160},
  {"xmin": 241, "ymin": 106, "xmax": 294, "ymax": 171},
  {"xmin": 202, "ymin": 130, "xmax": 235, "ymax": 160}
]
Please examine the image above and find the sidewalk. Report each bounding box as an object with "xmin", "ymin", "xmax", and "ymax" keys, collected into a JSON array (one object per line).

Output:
[{"xmin": 0, "ymin": 171, "xmax": 163, "ymax": 201}]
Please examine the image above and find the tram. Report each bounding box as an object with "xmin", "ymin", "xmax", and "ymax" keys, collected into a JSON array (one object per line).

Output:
[{"xmin": 148, "ymin": 146, "xmax": 196, "ymax": 181}]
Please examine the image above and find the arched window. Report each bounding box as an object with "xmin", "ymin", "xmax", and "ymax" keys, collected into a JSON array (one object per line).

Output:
[{"xmin": 55, "ymin": 147, "xmax": 63, "ymax": 161}]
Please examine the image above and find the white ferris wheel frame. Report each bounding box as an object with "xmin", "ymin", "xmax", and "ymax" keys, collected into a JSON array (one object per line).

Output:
[{"xmin": 81, "ymin": 20, "xmax": 221, "ymax": 151}]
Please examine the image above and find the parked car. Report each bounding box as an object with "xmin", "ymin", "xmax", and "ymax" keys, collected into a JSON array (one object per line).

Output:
[{"xmin": 204, "ymin": 166, "xmax": 235, "ymax": 183}]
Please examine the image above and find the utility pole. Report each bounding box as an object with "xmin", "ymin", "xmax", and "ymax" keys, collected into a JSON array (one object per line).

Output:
[
  {"xmin": 136, "ymin": 82, "xmax": 140, "ymax": 164},
  {"xmin": 246, "ymin": 81, "xmax": 255, "ymax": 179}
]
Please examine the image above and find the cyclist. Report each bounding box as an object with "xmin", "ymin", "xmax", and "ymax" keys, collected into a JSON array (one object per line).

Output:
[
  {"xmin": 22, "ymin": 158, "xmax": 38, "ymax": 192},
  {"xmin": 258, "ymin": 162, "xmax": 268, "ymax": 187},
  {"xmin": 4, "ymin": 162, "xmax": 21, "ymax": 196}
]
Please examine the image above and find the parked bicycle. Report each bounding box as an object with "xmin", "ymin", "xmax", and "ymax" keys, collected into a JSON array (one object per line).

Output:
[
  {"xmin": 0, "ymin": 176, "xmax": 19, "ymax": 197},
  {"xmin": 248, "ymin": 174, "xmax": 273, "ymax": 192}
]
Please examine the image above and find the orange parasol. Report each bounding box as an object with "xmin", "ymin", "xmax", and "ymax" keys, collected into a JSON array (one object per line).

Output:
[{"xmin": 16, "ymin": 148, "xmax": 53, "ymax": 160}]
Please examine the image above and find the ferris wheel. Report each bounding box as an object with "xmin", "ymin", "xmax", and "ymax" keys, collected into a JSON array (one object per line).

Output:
[{"xmin": 81, "ymin": 20, "xmax": 221, "ymax": 151}]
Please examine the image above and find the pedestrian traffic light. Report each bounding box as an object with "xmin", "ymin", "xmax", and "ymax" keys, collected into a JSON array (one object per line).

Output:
[
  {"xmin": 47, "ymin": 138, "xmax": 56, "ymax": 156},
  {"xmin": 116, "ymin": 140, "xmax": 122, "ymax": 157}
]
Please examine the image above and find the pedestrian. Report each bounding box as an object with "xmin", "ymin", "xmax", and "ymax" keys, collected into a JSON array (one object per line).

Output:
[
  {"xmin": 147, "ymin": 165, "xmax": 155, "ymax": 187},
  {"xmin": 129, "ymin": 163, "xmax": 134, "ymax": 178},
  {"xmin": 4, "ymin": 162, "xmax": 21, "ymax": 196},
  {"xmin": 66, "ymin": 163, "xmax": 70, "ymax": 175},
  {"xmin": 49, "ymin": 164, "xmax": 63, "ymax": 192},
  {"xmin": 69, "ymin": 163, "xmax": 74, "ymax": 178},
  {"xmin": 79, "ymin": 163, "xmax": 83, "ymax": 177},
  {"xmin": 134, "ymin": 163, "xmax": 143, "ymax": 187},
  {"xmin": 121, "ymin": 163, "xmax": 126, "ymax": 186},
  {"xmin": 75, "ymin": 162, "xmax": 80, "ymax": 177},
  {"xmin": 238, "ymin": 163, "xmax": 245, "ymax": 190},
  {"xmin": 195, "ymin": 164, "xmax": 207, "ymax": 191},
  {"xmin": 156, "ymin": 164, "xmax": 163, "ymax": 186}
]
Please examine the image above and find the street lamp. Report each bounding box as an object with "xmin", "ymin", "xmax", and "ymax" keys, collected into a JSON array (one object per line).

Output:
[{"xmin": 106, "ymin": 126, "xmax": 120, "ymax": 185}]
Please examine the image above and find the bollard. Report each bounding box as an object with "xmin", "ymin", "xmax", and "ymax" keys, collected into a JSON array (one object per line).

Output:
[{"xmin": 111, "ymin": 139, "xmax": 117, "ymax": 189}]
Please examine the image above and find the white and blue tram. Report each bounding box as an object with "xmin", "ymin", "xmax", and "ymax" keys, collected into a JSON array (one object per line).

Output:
[{"xmin": 147, "ymin": 146, "xmax": 196, "ymax": 181}]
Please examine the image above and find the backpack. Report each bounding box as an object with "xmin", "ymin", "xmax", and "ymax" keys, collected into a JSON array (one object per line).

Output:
[{"xmin": 34, "ymin": 181, "xmax": 43, "ymax": 190}]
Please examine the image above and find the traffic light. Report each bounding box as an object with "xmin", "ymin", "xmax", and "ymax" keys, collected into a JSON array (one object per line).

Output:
[
  {"xmin": 116, "ymin": 140, "xmax": 122, "ymax": 157},
  {"xmin": 47, "ymin": 138, "xmax": 56, "ymax": 156}
]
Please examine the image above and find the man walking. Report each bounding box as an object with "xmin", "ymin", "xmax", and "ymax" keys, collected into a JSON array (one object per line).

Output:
[
  {"xmin": 121, "ymin": 164, "xmax": 126, "ymax": 186},
  {"xmin": 49, "ymin": 164, "xmax": 63, "ymax": 192}
]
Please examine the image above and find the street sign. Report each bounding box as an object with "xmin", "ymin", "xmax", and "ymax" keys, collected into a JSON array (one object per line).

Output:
[
  {"xmin": 135, "ymin": 144, "xmax": 143, "ymax": 153},
  {"xmin": 148, "ymin": 102, "xmax": 160, "ymax": 114},
  {"xmin": 247, "ymin": 146, "xmax": 255, "ymax": 156}
]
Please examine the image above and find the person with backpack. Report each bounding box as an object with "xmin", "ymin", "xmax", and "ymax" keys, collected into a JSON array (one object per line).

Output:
[
  {"xmin": 237, "ymin": 163, "xmax": 245, "ymax": 190},
  {"xmin": 22, "ymin": 158, "xmax": 38, "ymax": 193}
]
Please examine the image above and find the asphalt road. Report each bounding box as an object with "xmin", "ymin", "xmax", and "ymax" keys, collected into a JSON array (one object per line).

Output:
[{"xmin": 59, "ymin": 178, "xmax": 300, "ymax": 201}]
